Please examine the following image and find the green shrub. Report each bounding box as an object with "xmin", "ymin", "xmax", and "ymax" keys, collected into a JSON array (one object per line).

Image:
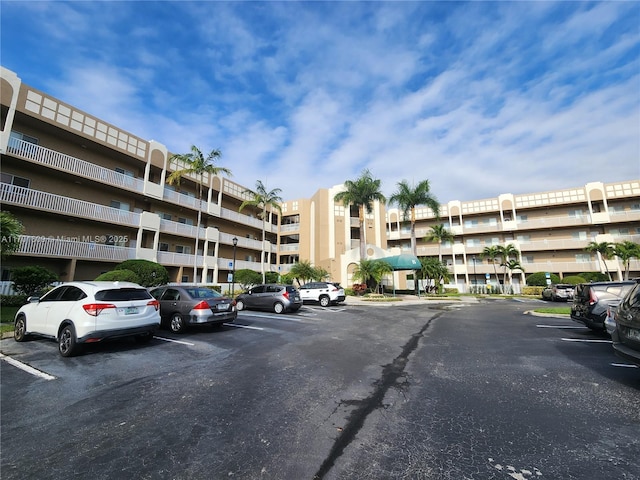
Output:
[
  {"xmin": 95, "ymin": 269, "xmax": 141, "ymax": 283},
  {"xmin": 0, "ymin": 294, "xmax": 29, "ymax": 307},
  {"xmin": 561, "ymin": 275, "xmax": 587, "ymax": 285},
  {"xmin": 579, "ymin": 272, "xmax": 609, "ymax": 282},
  {"xmin": 526, "ymin": 272, "xmax": 561, "ymax": 286},
  {"xmin": 522, "ymin": 286, "xmax": 544, "ymax": 296},
  {"xmin": 10, "ymin": 266, "xmax": 59, "ymax": 296},
  {"xmin": 113, "ymin": 260, "xmax": 168, "ymax": 287}
]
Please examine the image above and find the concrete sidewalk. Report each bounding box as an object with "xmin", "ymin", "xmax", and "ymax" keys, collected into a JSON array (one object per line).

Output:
[{"xmin": 343, "ymin": 294, "xmax": 479, "ymax": 306}]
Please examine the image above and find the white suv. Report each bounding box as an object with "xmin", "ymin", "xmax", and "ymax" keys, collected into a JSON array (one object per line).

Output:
[
  {"xmin": 298, "ymin": 282, "xmax": 346, "ymax": 307},
  {"xmin": 14, "ymin": 281, "xmax": 160, "ymax": 357}
]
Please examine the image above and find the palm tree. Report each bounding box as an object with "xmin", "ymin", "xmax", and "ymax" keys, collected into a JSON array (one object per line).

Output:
[
  {"xmin": 289, "ymin": 260, "xmax": 316, "ymax": 286},
  {"xmin": 425, "ymin": 224, "xmax": 453, "ymax": 262},
  {"xmin": 388, "ymin": 179, "xmax": 440, "ymax": 256},
  {"xmin": 353, "ymin": 259, "xmax": 392, "ymax": 293},
  {"xmin": 240, "ymin": 180, "xmax": 283, "ymax": 284},
  {"xmin": 504, "ymin": 259, "xmax": 525, "ymax": 294},
  {"xmin": 481, "ymin": 245, "xmax": 502, "ymax": 293},
  {"xmin": 498, "ymin": 243, "xmax": 520, "ymax": 290},
  {"xmin": 586, "ymin": 241, "xmax": 615, "ymax": 280},
  {"xmin": 419, "ymin": 257, "xmax": 450, "ymax": 294},
  {"xmin": 613, "ymin": 241, "xmax": 640, "ymax": 280},
  {"xmin": 168, "ymin": 145, "xmax": 232, "ymax": 284},
  {"xmin": 334, "ymin": 169, "xmax": 386, "ymax": 260},
  {"xmin": 0, "ymin": 211, "xmax": 24, "ymax": 259}
]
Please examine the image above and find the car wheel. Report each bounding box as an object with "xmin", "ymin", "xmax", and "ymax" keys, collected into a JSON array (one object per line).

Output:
[
  {"xmin": 236, "ymin": 300, "xmax": 245, "ymax": 311},
  {"xmin": 170, "ymin": 313, "xmax": 187, "ymax": 333},
  {"xmin": 14, "ymin": 315, "xmax": 27, "ymax": 342},
  {"xmin": 273, "ymin": 302, "xmax": 285, "ymax": 314},
  {"xmin": 58, "ymin": 324, "xmax": 78, "ymax": 357},
  {"xmin": 319, "ymin": 296, "xmax": 330, "ymax": 307}
]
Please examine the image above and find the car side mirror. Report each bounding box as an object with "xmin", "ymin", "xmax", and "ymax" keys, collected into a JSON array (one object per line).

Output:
[{"xmin": 27, "ymin": 296, "xmax": 40, "ymax": 303}]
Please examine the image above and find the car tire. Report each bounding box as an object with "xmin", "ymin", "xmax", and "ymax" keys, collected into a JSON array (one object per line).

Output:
[
  {"xmin": 58, "ymin": 324, "xmax": 78, "ymax": 357},
  {"xmin": 236, "ymin": 300, "xmax": 245, "ymax": 311},
  {"xmin": 319, "ymin": 296, "xmax": 331, "ymax": 307},
  {"xmin": 273, "ymin": 302, "xmax": 285, "ymax": 314},
  {"xmin": 14, "ymin": 315, "xmax": 27, "ymax": 342},
  {"xmin": 170, "ymin": 313, "xmax": 187, "ymax": 333}
]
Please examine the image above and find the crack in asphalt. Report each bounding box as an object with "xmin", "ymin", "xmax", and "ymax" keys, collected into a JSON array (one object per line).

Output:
[{"xmin": 313, "ymin": 312, "xmax": 443, "ymax": 479}]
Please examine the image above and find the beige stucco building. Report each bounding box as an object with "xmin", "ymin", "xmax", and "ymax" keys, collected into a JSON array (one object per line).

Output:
[{"xmin": 2, "ymin": 66, "xmax": 639, "ymax": 293}]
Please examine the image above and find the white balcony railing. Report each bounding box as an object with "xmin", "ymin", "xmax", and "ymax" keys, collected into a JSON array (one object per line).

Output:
[
  {"xmin": 1, "ymin": 183, "xmax": 140, "ymax": 226},
  {"xmin": 7, "ymin": 137, "xmax": 145, "ymax": 193},
  {"xmin": 15, "ymin": 235, "xmax": 134, "ymax": 261}
]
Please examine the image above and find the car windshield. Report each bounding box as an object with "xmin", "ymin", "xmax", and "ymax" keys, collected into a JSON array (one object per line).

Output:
[
  {"xmin": 184, "ymin": 288, "xmax": 222, "ymax": 299},
  {"xmin": 95, "ymin": 288, "xmax": 152, "ymax": 301}
]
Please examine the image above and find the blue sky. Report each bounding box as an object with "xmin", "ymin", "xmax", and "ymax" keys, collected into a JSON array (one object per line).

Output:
[{"xmin": 2, "ymin": 1, "xmax": 639, "ymax": 203}]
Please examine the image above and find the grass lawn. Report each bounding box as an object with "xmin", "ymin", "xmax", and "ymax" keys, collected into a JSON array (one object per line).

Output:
[
  {"xmin": 0, "ymin": 306, "xmax": 19, "ymax": 335},
  {"xmin": 534, "ymin": 306, "xmax": 571, "ymax": 315}
]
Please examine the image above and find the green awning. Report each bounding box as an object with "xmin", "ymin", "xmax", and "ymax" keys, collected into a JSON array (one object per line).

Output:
[{"xmin": 381, "ymin": 254, "xmax": 421, "ymax": 270}]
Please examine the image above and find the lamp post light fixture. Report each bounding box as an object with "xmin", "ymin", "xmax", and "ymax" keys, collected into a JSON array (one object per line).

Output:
[{"xmin": 231, "ymin": 237, "xmax": 238, "ymax": 298}]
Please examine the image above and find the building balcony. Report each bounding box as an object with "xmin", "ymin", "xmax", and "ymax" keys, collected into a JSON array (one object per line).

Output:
[
  {"xmin": 279, "ymin": 244, "xmax": 300, "ymax": 252},
  {"xmin": 14, "ymin": 235, "xmax": 134, "ymax": 262}
]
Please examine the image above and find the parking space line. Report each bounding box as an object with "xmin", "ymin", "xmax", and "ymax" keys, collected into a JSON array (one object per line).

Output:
[
  {"xmin": 153, "ymin": 336, "xmax": 195, "ymax": 346},
  {"xmin": 0, "ymin": 353, "xmax": 56, "ymax": 381},
  {"xmin": 561, "ymin": 338, "xmax": 612, "ymax": 343},
  {"xmin": 611, "ymin": 363, "xmax": 639, "ymax": 368},
  {"xmin": 536, "ymin": 324, "xmax": 586, "ymax": 329},
  {"xmin": 225, "ymin": 323, "xmax": 264, "ymax": 331}
]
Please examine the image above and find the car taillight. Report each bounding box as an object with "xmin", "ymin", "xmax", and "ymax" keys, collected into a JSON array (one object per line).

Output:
[
  {"xmin": 589, "ymin": 289, "xmax": 599, "ymax": 306},
  {"xmin": 147, "ymin": 299, "xmax": 160, "ymax": 311},
  {"xmin": 193, "ymin": 301, "xmax": 211, "ymax": 310},
  {"xmin": 231, "ymin": 300, "xmax": 237, "ymax": 306},
  {"xmin": 83, "ymin": 303, "xmax": 116, "ymax": 316},
  {"xmin": 329, "ymin": 285, "xmax": 337, "ymax": 291},
  {"xmin": 283, "ymin": 291, "xmax": 290, "ymax": 300}
]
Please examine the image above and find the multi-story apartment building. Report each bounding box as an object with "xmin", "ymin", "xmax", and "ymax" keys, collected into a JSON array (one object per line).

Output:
[{"xmin": 2, "ymin": 66, "xmax": 639, "ymax": 293}]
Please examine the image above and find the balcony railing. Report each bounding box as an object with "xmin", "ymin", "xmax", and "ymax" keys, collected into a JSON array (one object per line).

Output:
[
  {"xmin": 14, "ymin": 235, "xmax": 134, "ymax": 261},
  {"xmin": 7, "ymin": 137, "xmax": 145, "ymax": 193},
  {"xmin": 1, "ymin": 183, "xmax": 140, "ymax": 226}
]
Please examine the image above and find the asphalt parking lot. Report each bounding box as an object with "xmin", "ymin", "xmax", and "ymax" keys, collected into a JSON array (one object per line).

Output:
[{"xmin": 1, "ymin": 298, "xmax": 638, "ymax": 480}]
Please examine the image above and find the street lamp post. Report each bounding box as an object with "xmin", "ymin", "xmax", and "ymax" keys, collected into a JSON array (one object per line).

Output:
[{"xmin": 231, "ymin": 237, "xmax": 238, "ymax": 297}]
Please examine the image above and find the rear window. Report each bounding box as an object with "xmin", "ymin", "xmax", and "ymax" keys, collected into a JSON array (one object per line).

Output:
[
  {"xmin": 185, "ymin": 288, "xmax": 222, "ymax": 299},
  {"xmin": 95, "ymin": 288, "xmax": 152, "ymax": 301},
  {"xmin": 286, "ymin": 286, "xmax": 298, "ymax": 293}
]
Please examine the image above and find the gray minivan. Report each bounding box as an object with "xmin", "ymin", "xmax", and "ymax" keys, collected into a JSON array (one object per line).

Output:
[{"xmin": 235, "ymin": 284, "xmax": 302, "ymax": 314}]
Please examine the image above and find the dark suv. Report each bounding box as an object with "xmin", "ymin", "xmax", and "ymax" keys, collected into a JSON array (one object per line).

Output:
[
  {"xmin": 235, "ymin": 284, "xmax": 302, "ymax": 314},
  {"xmin": 570, "ymin": 281, "xmax": 636, "ymax": 331},
  {"xmin": 611, "ymin": 279, "xmax": 640, "ymax": 366}
]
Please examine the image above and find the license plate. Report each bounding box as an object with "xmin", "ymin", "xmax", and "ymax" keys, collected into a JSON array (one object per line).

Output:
[
  {"xmin": 627, "ymin": 328, "xmax": 640, "ymax": 342},
  {"xmin": 124, "ymin": 307, "xmax": 138, "ymax": 315},
  {"xmin": 216, "ymin": 303, "xmax": 229, "ymax": 311}
]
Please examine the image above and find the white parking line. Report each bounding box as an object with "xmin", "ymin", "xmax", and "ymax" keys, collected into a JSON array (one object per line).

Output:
[
  {"xmin": 611, "ymin": 363, "xmax": 639, "ymax": 368},
  {"xmin": 224, "ymin": 323, "xmax": 264, "ymax": 331},
  {"xmin": 238, "ymin": 313, "xmax": 305, "ymax": 322},
  {"xmin": 0, "ymin": 353, "xmax": 56, "ymax": 381},
  {"xmin": 152, "ymin": 336, "xmax": 195, "ymax": 346},
  {"xmin": 561, "ymin": 338, "xmax": 612, "ymax": 343},
  {"xmin": 537, "ymin": 324, "xmax": 586, "ymax": 329}
]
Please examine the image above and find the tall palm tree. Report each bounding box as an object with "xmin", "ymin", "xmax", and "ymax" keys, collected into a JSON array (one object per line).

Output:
[
  {"xmin": 613, "ymin": 241, "xmax": 640, "ymax": 280},
  {"xmin": 388, "ymin": 179, "xmax": 440, "ymax": 256},
  {"xmin": 353, "ymin": 259, "xmax": 392, "ymax": 293},
  {"xmin": 425, "ymin": 224, "xmax": 453, "ymax": 262},
  {"xmin": 481, "ymin": 245, "xmax": 502, "ymax": 292},
  {"xmin": 168, "ymin": 145, "xmax": 231, "ymax": 284},
  {"xmin": 419, "ymin": 257, "xmax": 450, "ymax": 294},
  {"xmin": 586, "ymin": 241, "xmax": 615, "ymax": 280},
  {"xmin": 240, "ymin": 180, "xmax": 283, "ymax": 283},
  {"xmin": 334, "ymin": 169, "xmax": 386, "ymax": 260},
  {"xmin": 498, "ymin": 243, "xmax": 520, "ymax": 290},
  {"xmin": 504, "ymin": 259, "xmax": 525, "ymax": 294},
  {"xmin": 0, "ymin": 211, "xmax": 24, "ymax": 259}
]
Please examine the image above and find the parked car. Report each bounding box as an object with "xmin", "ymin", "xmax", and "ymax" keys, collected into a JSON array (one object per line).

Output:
[
  {"xmin": 149, "ymin": 286, "xmax": 237, "ymax": 333},
  {"xmin": 570, "ymin": 281, "xmax": 636, "ymax": 331},
  {"xmin": 298, "ymin": 282, "xmax": 346, "ymax": 307},
  {"xmin": 541, "ymin": 284, "xmax": 575, "ymax": 302},
  {"xmin": 235, "ymin": 284, "xmax": 302, "ymax": 314},
  {"xmin": 14, "ymin": 281, "xmax": 160, "ymax": 357},
  {"xmin": 604, "ymin": 300, "xmax": 622, "ymax": 336},
  {"xmin": 611, "ymin": 279, "xmax": 640, "ymax": 366}
]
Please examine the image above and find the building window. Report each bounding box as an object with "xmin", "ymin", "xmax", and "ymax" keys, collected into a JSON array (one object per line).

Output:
[
  {"xmin": 159, "ymin": 243, "xmax": 169, "ymax": 252},
  {"xmin": 110, "ymin": 201, "xmax": 130, "ymax": 211},
  {"xmin": 175, "ymin": 245, "xmax": 191, "ymax": 254},
  {"xmin": 157, "ymin": 212, "xmax": 172, "ymax": 221},
  {"xmin": 516, "ymin": 214, "xmax": 528, "ymax": 223},
  {"xmin": 0, "ymin": 173, "xmax": 30, "ymax": 189},
  {"xmin": 178, "ymin": 217, "xmax": 194, "ymax": 226},
  {"xmin": 10, "ymin": 131, "xmax": 39, "ymax": 145},
  {"xmin": 115, "ymin": 167, "xmax": 134, "ymax": 177},
  {"xmin": 576, "ymin": 254, "xmax": 591, "ymax": 263}
]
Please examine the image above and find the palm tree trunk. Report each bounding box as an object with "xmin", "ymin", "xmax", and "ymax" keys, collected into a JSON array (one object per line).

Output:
[
  {"xmin": 410, "ymin": 221, "xmax": 417, "ymax": 256},
  {"xmin": 359, "ymin": 207, "xmax": 366, "ymax": 260},
  {"xmin": 261, "ymin": 205, "xmax": 267, "ymax": 284}
]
